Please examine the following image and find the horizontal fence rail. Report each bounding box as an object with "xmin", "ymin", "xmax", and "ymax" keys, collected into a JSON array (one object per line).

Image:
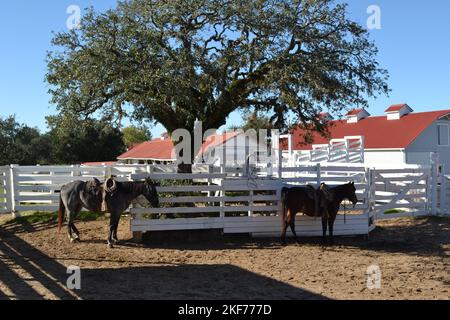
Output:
[
  {"xmin": 0, "ymin": 162, "xmax": 446, "ymax": 239},
  {"xmin": 129, "ymin": 172, "xmax": 374, "ymax": 238}
]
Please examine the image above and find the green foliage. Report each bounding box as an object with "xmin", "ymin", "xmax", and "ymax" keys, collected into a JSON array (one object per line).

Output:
[
  {"xmin": 45, "ymin": 114, "xmax": 126, "ymax": 164},
  {"xmin": 46, "ymin": 0, "xmax": 389, "ymax": 164},
  {"xmin": 230, "ymin": 112, "xmax": 275, "ymax": 132},
  {"xmin": 0, "ymin": 114, "xmax": 126, "ymax": 166},
  {"xmin": 0, "ymin": 115, "xmax": 48, "ymax": 166},
  {"xmin": 384, "ymin": 209, "xmax": 407, "ymax": 214},
  {"xmin": 122, "ymin": 125, "xmax": 152, "ymax": 148}
]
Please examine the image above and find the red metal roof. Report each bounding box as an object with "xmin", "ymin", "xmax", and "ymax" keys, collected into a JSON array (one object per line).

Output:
[
  {"xmin": 118, "ymin": 138, "xmax": 176, "ymax": 160},
  {"xmin": 285, "ymin": 109, "xmax": 450, "ymax": 151},
  {"xmin": 82, "ymin": 161, "xmax": 117, "ymax": 166},
  {"xmin": 346, "ymin": 108, "xmax": 364, "ymax": 116},
  {"xmin": 385, "ymin": 104, "xmax": 410, "ymax": 112},
  {"xmin": 117, "ymin": 132, "xmax": 240, "ymax": 161}
]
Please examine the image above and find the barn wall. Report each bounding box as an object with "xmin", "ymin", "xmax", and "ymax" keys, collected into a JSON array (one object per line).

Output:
[
  {"xmin": 364, "ymin": 150, "xmax": 405, "ymax": 167},
  {"xmin": 407, "ymin": 120, "xmax": 450, "ymax": 174},
  {"xmin": 201, "ymin": 134, "xmax": 267, "ymax": 166}
]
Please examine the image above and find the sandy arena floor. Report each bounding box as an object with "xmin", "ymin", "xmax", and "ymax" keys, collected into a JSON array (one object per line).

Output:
[{"xmin": 0, "ymin": 215, "xmax": 448, "ymax": 300}]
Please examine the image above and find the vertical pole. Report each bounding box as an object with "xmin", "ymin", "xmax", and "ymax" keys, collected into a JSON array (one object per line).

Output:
[
  {"xmin": 345, "ymin": 139, "xmax": 350, "ymax": 163},
  {"xmin": 278, "ymin": 148, "xmax": 283, "ymax": 180},
  {"xmin": 316, "ymin": 163, "xmax": 321, "ymax": 187},
  {"xmin": 208, "ymin": 165, "xmax": 213, "ymax": 201},
  {"xmin": 4, "ymin": 167, "xmax": 12, "ymax": 214},
  {"xmin": 219, "ymin": 167, "xmax": 225, "ymax": 220},
  {"xmin": 9, "ymin": 165, "xmax": 19, "ymax": 218},
  {"xmin": 288, "ymin": 134, "xmax": 293, "ymax": 167},
  {"xmin": 248, "ymin": 190, "xmax": 254, "ymax": 217},
  {"xmin": 364, "ymin": 167, "xmax": 370, "ymax": 213},
  {"xmin": 244, "ymin": 136, "xmax": 250, "ymax": 177},
  {"xmin": 430, "ymin": 152, "xmax": 438, "ymax": 216},
  {"xmin": 439, "ymin": 166, "xmax": 446, "ymax": 215}
]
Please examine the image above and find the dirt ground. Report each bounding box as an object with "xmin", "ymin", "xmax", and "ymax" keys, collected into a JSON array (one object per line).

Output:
[{"xmin": 0, "ymin": 215, "xmax": 448, "ymax": 300}]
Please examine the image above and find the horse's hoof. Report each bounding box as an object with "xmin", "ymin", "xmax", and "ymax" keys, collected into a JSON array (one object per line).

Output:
[
  {"xmin": 70, "ymin": 238, "xmax": 76, "ymax": 244},
  {"xmin": 107, "ymin": 243, "xmax": 114, "ymax": 249},
  {"xmin": 113, "ymin": 239, "xmax": 120, "ymax": 245}
]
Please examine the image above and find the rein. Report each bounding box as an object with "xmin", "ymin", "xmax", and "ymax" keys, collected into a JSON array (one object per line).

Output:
[{"xmin": 332, "ymin": 185, "xmax": 351, "ymax": 225}]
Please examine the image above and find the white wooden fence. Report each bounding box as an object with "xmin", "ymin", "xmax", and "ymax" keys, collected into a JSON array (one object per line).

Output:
[
  {"xmin": 370, "ymin": 167, "xmax": 432, "ymax": 219},
  {"xmin": 129, "ymin": 168, "xmax": 374, "ymax": 239},
  {"xmin": 0, "ymin": 162, "xmax": 447, "ymax": 239},
  {"xmin": 0, "ymin": 166, "xmax": 10, "ymax": 214},
  {"xmin": 438, "ymin": 175, "xmax": 450, "ymax": 214},
  {"xmin": 284, "ymin": 136, "xmax": 365, "ymax": 165}
]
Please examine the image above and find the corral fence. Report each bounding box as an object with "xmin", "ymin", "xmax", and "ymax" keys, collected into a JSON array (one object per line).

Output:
[
  {"xmin": 0, "ymin": 166, "xmax": 11, "ymax": 214},
  {"xmin": 0, "ymin": 161, "xmax": 448, "ymax": 238}
]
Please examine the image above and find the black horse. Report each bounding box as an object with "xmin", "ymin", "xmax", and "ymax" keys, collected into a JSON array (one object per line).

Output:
[
  {"xmin": 281, "ymin": 182, "xmax": 358, "ymax": 245},
  {"xmin": 102, "ymin": 177, "xmax": 159, "ymax": 248},
  {"xmin": 59, "ymin": 177, "xmax": 159, "ymax": 248},
  {"xmin": 58, "ymin": 178, "xmax": 103, "ymax": 242}
]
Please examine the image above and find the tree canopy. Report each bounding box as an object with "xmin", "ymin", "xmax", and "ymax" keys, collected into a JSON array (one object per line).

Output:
[
  {"xmin": 0, "ymin": 116, "xmax": 43, "ymax": 165},
  {"xmin": 122, "ymin": 125, "xmax": 152, "ymax": 149},
  {"xmin": 230, "ymin": 112, "xmax": 275, "ymax": 132},
  {"xmin": 0, "ymin": 115, "xmax": 126, "ymax": 166},
  {"xmin": 46, "ymin": 0, "xmax": 389, "ymax": 167},
  {"xmin": 46, "ymin": 115, "xmax": 126, "ymax": 164}
]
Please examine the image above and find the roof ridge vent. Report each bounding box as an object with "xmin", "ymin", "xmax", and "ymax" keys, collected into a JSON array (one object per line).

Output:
[
  {"xmin": 346, "ymin": 108, "xmax": 370, "ymax": 123},
  {"xmin": 385, "ymin": 104, "xmax": 413, "ymax": 120}
]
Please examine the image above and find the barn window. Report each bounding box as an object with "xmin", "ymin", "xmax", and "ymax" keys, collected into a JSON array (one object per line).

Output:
[{"xmin": 438, "ymin": 124, "xmax": 449, "ymax": 146}]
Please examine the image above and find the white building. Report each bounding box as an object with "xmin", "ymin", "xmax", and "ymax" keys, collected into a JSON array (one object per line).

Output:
[{"xmin": 282, "ymin": 104, "xmax": 450, "ymax": 172}]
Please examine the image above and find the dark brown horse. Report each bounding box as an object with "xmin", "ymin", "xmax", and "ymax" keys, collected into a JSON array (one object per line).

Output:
[{"xmin": 281, "ymin": 182, "xmax": 358, "ymax": 245}]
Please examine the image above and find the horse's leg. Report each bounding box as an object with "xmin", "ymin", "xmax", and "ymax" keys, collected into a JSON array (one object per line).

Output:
[
  {"xmin": 328, "ymin": 213, "xmax": 336, "ymax": 246},
  {"xmin": 321, "ymin": 216, "xmax": 328, "ymax": 245},
  {"xmin": 289, "ymin": 221, "xmax": 300, "ymax": 244},
  {"xmin": 107, "ymin": 212, "xmax": 121, "ymax": 248},
  {"xmin": 66, "ymin": 210, "xmax": 76, "ymax": 243},
  {"xmin": 112, "ymin": 215, "xmax": 121, "ymax": 244},
  {"xmin": 281, "ymin": 208, "xmax": 290, "ymax": 245},
  {"xmin": 70, "ymin": 204, "xmax": 83, "ymax": 242}
]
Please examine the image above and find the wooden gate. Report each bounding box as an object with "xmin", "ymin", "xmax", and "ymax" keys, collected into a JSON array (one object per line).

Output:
[{"xmin": 370, "ymin": 167, "xmax": 432, "ymax": 219}]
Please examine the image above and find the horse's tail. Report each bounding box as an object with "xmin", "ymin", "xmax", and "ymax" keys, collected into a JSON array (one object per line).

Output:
[
  {"xmin": 58, "ymin": 195, "xmax": 65, "ymax": 233},
  {"xmin": 281, "ymin": 187, "xmax": 289, "ymax": 224}
]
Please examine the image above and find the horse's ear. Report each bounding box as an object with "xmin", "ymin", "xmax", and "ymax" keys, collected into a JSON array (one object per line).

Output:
[{"xmin": 351, "ymin": 181, "xmax": 355, "ymax": 185}]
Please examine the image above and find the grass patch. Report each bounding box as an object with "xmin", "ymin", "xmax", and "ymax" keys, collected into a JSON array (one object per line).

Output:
[
  {"xmin": 11, "ymin": 211, "xmax": 106, "ymax": 225},
  {"xmin": 384, "ymin": 209, "xmax": 407, "ymax": 214}
]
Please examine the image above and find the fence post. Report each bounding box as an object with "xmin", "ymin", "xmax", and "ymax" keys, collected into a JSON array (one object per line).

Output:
[
  {"xmin": 316, "ymin": 163, "xmax": 321, "ymax": 186},
  {"xmin": 3, "ymin": 167, "xmax": 12, "ymax": 214},
  {"xmin": 430, "ymin": 152, "xmax": 438, "ymax": 216},
  {"xmin": 104, "ymin": 165, "xmax": 113, "ymax": 180},
  {"xmin": 219, "ymin": 166, "xmax": 225, "ymax": 219},
  {"xmin": 439, "ymin": 168, "xmax": 446, "ymax": 215},
  {"xmin": 8, "ymin": 165, "xmax": 19, "ymax": 218},
  {"xmin": 278, "ymin": 146, "xmax": 283, "ymax": 179}
]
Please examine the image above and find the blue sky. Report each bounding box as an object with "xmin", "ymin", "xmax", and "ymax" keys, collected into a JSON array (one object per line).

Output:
[{"xmin": 0, "ymin": 0, "xmax": 449, "ymax": 137}]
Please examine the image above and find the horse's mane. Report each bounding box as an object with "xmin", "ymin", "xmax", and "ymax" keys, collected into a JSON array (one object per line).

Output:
[{"xmin": 116, "ymin": 180, "xmax": 145, "ymax": 195}]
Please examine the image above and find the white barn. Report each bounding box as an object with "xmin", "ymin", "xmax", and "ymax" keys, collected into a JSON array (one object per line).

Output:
[
  {"xmin": 117, "ymin": 131, "xmax": 268, "ymax": 166},
  {"xmin": 282, "ymin": 104, "xmax": 450, "ymax": 173}
]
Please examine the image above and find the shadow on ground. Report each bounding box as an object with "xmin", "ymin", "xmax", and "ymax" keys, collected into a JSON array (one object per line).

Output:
[{"xmin": 0, "ymin": 222, "xmax": 327, "ymax": 300}]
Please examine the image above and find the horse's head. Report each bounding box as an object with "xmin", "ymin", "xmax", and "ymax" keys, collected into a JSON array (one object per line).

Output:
[
  {"xmin": 143, "ymin": 178, "xmax": 159, "ymax": 208},
  {"xmin": 344, "ymin": 181, "xmax": 358, "ymax": 206},
  {"xmin": 86, "ymin": 178, "xmax": 102, "ymax": 197},
  {"xmin": 105, "ymin": 176, "xmax": 118, "ymax": 195}
]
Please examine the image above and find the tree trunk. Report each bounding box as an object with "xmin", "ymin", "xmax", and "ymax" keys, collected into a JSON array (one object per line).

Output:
[
  {"xmin": 176, "ymin": 132, "xmax": 198, "ymax": 174},
  {"xmin": 177, "ymin": 163, "xmax": 193, "ymax": 174}
]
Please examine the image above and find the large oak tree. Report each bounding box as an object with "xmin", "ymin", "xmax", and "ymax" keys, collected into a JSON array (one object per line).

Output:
[{"xmin": 46, "ymin": 0, "xmax": 389, "ymax": 171}]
